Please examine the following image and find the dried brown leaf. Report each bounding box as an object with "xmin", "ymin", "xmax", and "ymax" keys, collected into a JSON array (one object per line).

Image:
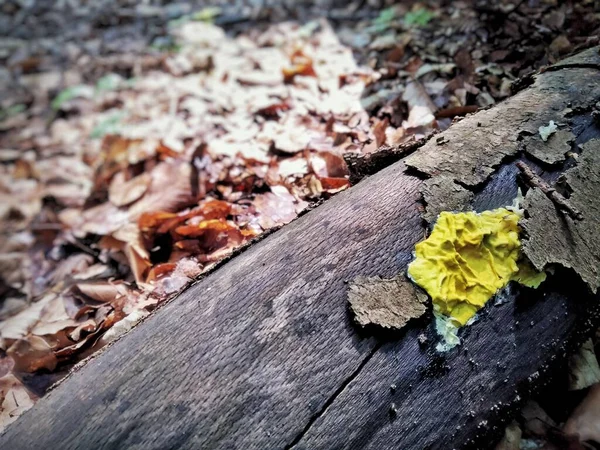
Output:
[
  {"xmin": 108, "ymin": 172, "xmax": 151, "ymax": 207},
  {"xmin": 7, "ymin": 336, "xmax": 58, "ymax": 372},
  {"xmin": 0, "ymin": 374, "xmax": 35, "ymax": 432}
]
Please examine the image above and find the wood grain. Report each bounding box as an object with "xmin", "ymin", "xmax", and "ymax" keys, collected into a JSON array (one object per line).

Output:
[
  {"xmin": 1, "ymin": 162, "xmax": 426, "ymax": 450},
  {"xmin": 292, "ymin": 157, "xmax": 600, "ymax": 450},
  {"xmin": 2, "ymin": 52, "xmax": 600, "ymax": 450}
]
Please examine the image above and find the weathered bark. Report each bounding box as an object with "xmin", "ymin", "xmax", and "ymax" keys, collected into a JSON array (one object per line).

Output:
[{"xmin": 1, "ymin": 48, "xmax": 599, "ymax": 450}]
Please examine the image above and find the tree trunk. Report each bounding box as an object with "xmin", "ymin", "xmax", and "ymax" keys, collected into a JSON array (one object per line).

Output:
[{"xmin": 2, "ymin": 48, "xmax": 600, "ymax": 450}]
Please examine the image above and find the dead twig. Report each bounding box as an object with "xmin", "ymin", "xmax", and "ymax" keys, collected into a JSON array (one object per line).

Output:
[
  {"xmin": 344, "ymin": 133, "xmax": 435, "ymax": 185},
  {"xmin": 516, "ymin": 161, "xmax": 583, "ymax": 221}
]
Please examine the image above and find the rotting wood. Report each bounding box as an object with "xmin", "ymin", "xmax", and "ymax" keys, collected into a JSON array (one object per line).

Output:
[
  {"xmin": 343, "ymin": 134, "xmax": 432, "ymax": 185},
  {"xmin": 404, "ymin": 46, "xmax": 600, "ymax": 221},
  {"xmin": 521, "ymin": 140, "xmax": 600, "ymax": 293},
  {"xmin": 516, "ymin": 161, "xmax": 583, "ymax": 221},
  {"xmin": 1, "ymin": 49, "xmax": 600, "ymax": 450}
]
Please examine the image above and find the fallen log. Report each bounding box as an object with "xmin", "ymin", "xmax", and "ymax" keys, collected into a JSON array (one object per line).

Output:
[{"xmin": 2, "ymin": 48, "xmax": 600, "ymax": 450}]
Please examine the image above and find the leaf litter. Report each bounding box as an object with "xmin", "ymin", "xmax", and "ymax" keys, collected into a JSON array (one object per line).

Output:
[
  {"xmin": 1, "ymin": 0, "xmax": 600, "ymax": 434},
  {"xmin": 0, "ymin": 19, "xmax": 383, "ymax": 426}
]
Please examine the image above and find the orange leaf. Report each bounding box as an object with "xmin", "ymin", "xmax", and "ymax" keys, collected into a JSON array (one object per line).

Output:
[
  {"xmin": 138, "ymin": 211, "xmax": 178, "ymax": 231},
  {"xmin": 282, "ymin": 51, "xmax": 317, "ymax": 84},
  {"xmin": 320, "ymin": 177, "xmax": 350, "ymax": 191},
  {"xmin": 146, "ymin": 262, "xmax": 177, "ymax": 282},
  {"xmin": 175, "ymin": 219, "xmax": 232, "ymax": 238},
  {"xmin": 199, "ymin": 199, "xmax": 232, "ymax": 219}
]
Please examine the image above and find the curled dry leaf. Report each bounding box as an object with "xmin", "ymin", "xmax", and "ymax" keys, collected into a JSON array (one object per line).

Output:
[
  {"xmin": 494, "ymin": 421, "xmax": 522, "ymax": 450},
  {"xmin": 108, "ymin": 172, "xmax": 151, "ymax": 207},
  {"xmin": 0, "ymin": 294, "xmax": 55, "ymax": 344},
  {"xmin": 7, "ymin": 336, "xmax": 58, "ymax": 373},
  {"xmin": 402, "ymin": 81, "xmax": 437, "ymax": 130},
  {"xmin": 521, "ymin": 400, "xmax": 556, "ymax": 437},
  {"xmin": 74, "ymin": 281, "xmax": 127, "ymax": 304},
  {"xmin": 569, "ymin": 339, "xmax": 600, "ymax": 391},
  {"xmin": 282, "ymin": 49, "xmax": 317, "ymax": 84}
]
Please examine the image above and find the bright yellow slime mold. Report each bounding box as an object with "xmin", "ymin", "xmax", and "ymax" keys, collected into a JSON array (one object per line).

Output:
[{"xmin": 407, "ymin": 208, "xmax": 545, "ymax": 326}]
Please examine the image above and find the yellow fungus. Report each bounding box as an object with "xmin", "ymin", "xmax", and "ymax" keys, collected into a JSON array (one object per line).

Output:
[{"xmin": 408, "ymin": 208, "xmax": 546, "ymax": 327}]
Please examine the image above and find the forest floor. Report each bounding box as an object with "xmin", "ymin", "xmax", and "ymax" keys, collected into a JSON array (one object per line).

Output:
[{"xmin": 1, "ymin": 0, "xmax": 600, "ymax": 447}]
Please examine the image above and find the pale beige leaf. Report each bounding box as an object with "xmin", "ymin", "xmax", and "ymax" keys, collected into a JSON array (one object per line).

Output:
[
  {"xmin": 108, "ymin": 172, "xmax": 151, "ymax": 207},
  {"xmin": 569, "ymin": 339, "xmax": 600, "ymax": 390},
  {"xmin": 0, "ymin": 374, "xmax": 35, "ymax": 433},
  {"xmin": 7, "ymin": 336, "xmax": 58, "ymax": 372}
]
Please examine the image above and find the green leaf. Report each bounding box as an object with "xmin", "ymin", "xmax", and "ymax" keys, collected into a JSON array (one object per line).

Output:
[
  {"xmin": 374, "ymin": 7, "xmax": 397, "ymax": 26},
  {"xmin": 0, "ymin": 104, "xmax": 26, "ymax": 121},
  {"xmin": 168, "ymin": 6, "xmax": 221, "ymax": 28},
  {"xmin": 190, "ymin": 6, "xmax": 221, "ymax": 23},
  {"xmin": 366, "ymin": 7, "xmax": 399, "ymax": 33},
  {"xmin": 90, "ymin": 111, "xmax": 128, "ymax": 139},
  {"xmin": 51, "ymin": 85, "xmax": 93, "ymax": 111},
  {"xmin": 96, "ymin": 74, "xmax": 122, "ymax": 92},
  {"xmin": 404, "ymin": 8, "xmax": 433, "ymax": 27}
]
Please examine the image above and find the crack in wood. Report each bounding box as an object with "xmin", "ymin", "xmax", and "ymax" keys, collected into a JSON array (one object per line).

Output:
[{"xmin": 285, "ymin": 342, "xmax": 383, "ymax": 450}]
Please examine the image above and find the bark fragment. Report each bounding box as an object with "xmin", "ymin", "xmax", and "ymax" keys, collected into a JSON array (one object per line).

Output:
[
  {"xmin": 421, "ymin": 176, "xmax": 474, "ymax": 224},
  {"xmin": 523, "ymin": 129, "xmax": 574, "ymax": 166},
  {"xmin": 348, "ymin": 274, "xmax": 428, "ymax": 330},
  {"xmin": 403, "ymin": 48, "xmax": 600, "ymax": 223},
  {"xmin": 520, "ymin": 139, "xmax": 600, "ymax": 293},
  {"xmin": 516, "ymin": 161, "xmax": 583, "ymax": 221},
  {"xmin": 343, "ymin": 135, "xmax": 430, "ymax": 185}
]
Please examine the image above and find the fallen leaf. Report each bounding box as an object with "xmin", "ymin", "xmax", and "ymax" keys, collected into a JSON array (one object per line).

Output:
[
  {"xmin": 282, "ymin": 50, "xmax": 317, "ymax": 84},
  {"xmin": 108, "ymin": 172, "xmax": 151, "ymax": 207},
  {"xmin": 74, "ymin": 282, "xmax": 126, "ymax": 304},
  {"xmin": 0, "ymin": 374, "xmax": 35, "ymax": 433},
  {"xmin": 253, "ymin": 186, "xmax": 307, "ymax": 230},
  {"xmin": 495, "ymin": 421, "xmax": 522, "ymax": 450},
  {"xmin": 402, "ymin": 81, "xmax": 436, "ymax": 130},
  {"xmin": 7, "ymin": 336, "xmax": 58, "ymax": 373},
  {"xmin": 569, "ymin": 339, "xmax": 600, "ymax": 391},
  {"xmin": 564, "ymin": 383, "xmax": 600, "ymax": 443},
  {"xmin": 522, "ymin": 400, "xmax": 556, "ymax": 437},
  {"xmin": 549, "ymin": 35, "xmax": 572, "ymax": 56}
]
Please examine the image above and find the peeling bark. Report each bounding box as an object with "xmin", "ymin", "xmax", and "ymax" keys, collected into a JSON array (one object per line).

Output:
[
  {"xmin": 420, "ymin": 176, "xmax": 474, "ymax": 224},
  {"xmin": 521, "ymin": 139, "xmax": 600, "ymax": 293},
  {"xmin": 404, "ymin": 47, "xmax": 600, "ymax": 222},
  {"xmin": 523, "ymin": 129, "xmax": 575, "ymax": 166},
  {"xmin": 348, "ymin": 274, "xmax": 428, "ymax": 330}
]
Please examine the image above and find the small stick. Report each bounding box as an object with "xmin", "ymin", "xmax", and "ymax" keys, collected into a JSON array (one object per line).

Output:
[{"xmin": 516, "ymin": 161, "xmax": 583, "ymax": 221}]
